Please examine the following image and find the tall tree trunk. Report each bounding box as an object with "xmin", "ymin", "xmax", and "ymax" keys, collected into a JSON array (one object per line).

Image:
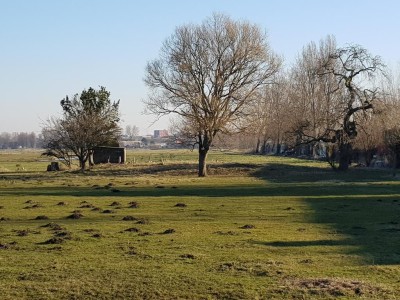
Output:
[
  {"xmin": 276, "ymin": 143, "xmax": 281, "ymax": 155},
  {"xmin": 396, "ymin": 148, "xmax": 400, "ymax": 169},
  {"xmin": 198, "ymin": 148, "xmax": 208, "ymax": 177},
  {"xmin": 89, "ymin": 150, "xmax": 94, "ymax": 166},
  {"xmin": 79, "ymin": 158, "xmax": 86, "ymax": 171},
  {"xmin": 338, "ymin": 142, "xmax": 351, "ymax": 171},
  {"xmin": 255, "ymin": 138, "xmax": 260, "ymax": 154},
  {"xmin": 78, "ymin": 149, "xmax": 88, "ymax": 171},
  {"xmin": 261, "ymin": 139, "xmax": 267, "ymax": 154},
  {"xmin": 364, "ymin": 149, "xmax": 374, "ymax": 167}
]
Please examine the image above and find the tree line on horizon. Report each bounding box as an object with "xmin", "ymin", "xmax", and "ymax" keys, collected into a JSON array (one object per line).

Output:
[
  {"xmin": 0, "ymin": 132, "xmax": 40, "ymax": 149},
  {"xmin": 36, "ymin": 13, "xmax": 400, "ymax": 175}
]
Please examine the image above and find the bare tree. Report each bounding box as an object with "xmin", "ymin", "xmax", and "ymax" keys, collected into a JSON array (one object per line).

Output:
[
  {"xmin": 125, "ymin": 125, "xmax": 139, "ymax": 139},
  {"xmin": 289, "ymin": 36, "xmax": 339, "ymax": 157},
  {"xmin": 291, "ymin": 39, "xmax": 386, "ymax": 170},
  {"xmin": 323, "ymin": 45, "xmax": 385, "ymax": 170},
  {"xmin": 144, "ymin": 13, "xmax": 281, "ymax": 176},
  {"xmin": 244, "ymin": 73, "xmax": 290, "ymax": 154},
  {"xmin": 380, "ymin": 71, "xmax": 400, "ymax": 171},
  {"xmin": 353, "ymin": 108, "xmax": 385, "ymax": 166}
]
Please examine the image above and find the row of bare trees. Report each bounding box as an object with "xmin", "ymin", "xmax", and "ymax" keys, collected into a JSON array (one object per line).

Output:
[
  {"xmin": 237, "ymin": 35, "xmax": 400, "ymax": 171},
  {"xmin": 0, "ymin": 132, "xmax": 39, "ymax": 149},
  {"xmin": 145, "ymin": 14, "xmax": 400, "ymax": 175}
]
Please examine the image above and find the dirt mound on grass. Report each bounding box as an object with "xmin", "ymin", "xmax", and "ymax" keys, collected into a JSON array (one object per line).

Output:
[
  {"xmin": 124, "ymin": 227, "xmax": 140, "ymax": 232},
  {"xmin": 128, "ymin": 201, "xmax": 139, "ymax": 208},
  {"xmin": 43, "ymin": 237, "xmax": 65, "ymax": 244},
  {"xmin": 41, "ymin": 222, "xmax": 64, "ymax": 231},
  {"xmin": 122, "ymin": 216, "xmax": 137, "ymax": 221},
  {"xmin": 283, "ymin": 278, "xmax": 386, "ymax": 298},
  {"xmin": 35, "ymin": 215, "xmax": 49, "ymax": 220},
  {"xmin": 67, "ymin": 211, "xmax": 83, "ymax": 219}
]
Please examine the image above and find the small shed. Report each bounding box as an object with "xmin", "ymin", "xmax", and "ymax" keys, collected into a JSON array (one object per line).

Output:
[{"xmin": 93, "ymin": 146, "xmax": 126, "ymax": 164}]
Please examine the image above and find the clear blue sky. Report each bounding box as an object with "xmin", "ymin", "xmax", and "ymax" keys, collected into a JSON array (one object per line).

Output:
[{"xmin": 1, "ymin": 0, "xmax": 399, "ymax": 135}]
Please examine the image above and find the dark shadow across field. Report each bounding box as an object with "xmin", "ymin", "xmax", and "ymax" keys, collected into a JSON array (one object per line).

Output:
[{"xmin": 252, "ymin": 162, "xmax": 400, "ymax": 265}]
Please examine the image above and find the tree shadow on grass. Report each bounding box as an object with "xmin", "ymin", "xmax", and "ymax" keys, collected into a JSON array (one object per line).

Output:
[
  {"xmin": 250, "ymin": 162, "xmax": 400, "ymax": 265},
  {"xmin": 251, "ymin": 197, "xmax": 400, "ymax": 265},
  {"xmin": 252, "ymin": 162, "xmax": 393, "ymax": 183}
]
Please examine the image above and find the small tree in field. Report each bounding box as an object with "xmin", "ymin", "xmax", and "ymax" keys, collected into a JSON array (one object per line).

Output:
[
  {"xmin": 42, "ymin": 86, "xmax": 121, "ymax": 170},
  {"xmin": 144, "ymin": 14, "xmax": 281, "ymax": 176}
]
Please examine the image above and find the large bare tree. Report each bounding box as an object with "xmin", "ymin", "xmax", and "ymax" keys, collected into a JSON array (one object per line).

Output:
[{"xmin": 144, "ymin": 14, "xmax": 281, "ymax": 176}]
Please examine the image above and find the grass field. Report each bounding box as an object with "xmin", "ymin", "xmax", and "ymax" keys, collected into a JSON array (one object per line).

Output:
[{"xmin": 0, "ymin": 149, "xmax": 399, "ymax": 299}]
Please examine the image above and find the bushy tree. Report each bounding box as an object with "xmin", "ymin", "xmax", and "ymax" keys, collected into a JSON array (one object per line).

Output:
[{"xmin": 42, "ymin": 87, "xmax": 121, "ymax": 170}]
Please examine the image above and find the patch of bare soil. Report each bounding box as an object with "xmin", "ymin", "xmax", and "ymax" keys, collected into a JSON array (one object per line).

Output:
[
  {"xmin": 217, "ymin": 261, "xmax": 269, "ymax": 277},
  {"xmin": 180, "ymin": 254, "xmax": 196, "ymax": 259},
  {"xmin": 207, "ymin": 163, "xmax": 259, "ymax": 176},
  {"xmin": 35, "ymin": 215, "xmax": 49, "ymax": 220},
  {"xmin": 124, "ymin": 227, "xmax": 140, "ymax": 232},
  {"xmin": 122, "ymin": 215, "xmax": 137, "ymax": 221},
  {"xmin": 67, "ymin": 211, "xmax": 83, "ymax": 219},
  {"xmin": 80, "ymin": 204, "xmax": 95, "ymax": 208},
  {"xmin": 41, "ymin": 222, "xmax": 64, "ymax": 231},
  {"xmin": 0, "ymin": 241, "xmax": 18, "ymax": 250},
  {"xmin": 284, "ymin": 278, "xmax": 386, "ymax": 298},
  {"xmin": 54, "ymin": 231, "xmax": 72, "ymax": 240},
  {"xmin": 14, "ymin": 229, "xmax": 35, "ymax": 237},
  {"xmin": 136, "ymin": 218, "xmax": 150, "ymax": 224},
  {"xmin": 128, "ymin": 201, "xmax": 139, "ymax": 208},
  {"xmin": 24, "ymin": 204, "xmax": 43, "ymax": 209},
  {"xmin": 42, "ymin": 237, "xmax": 65, "ymax": 244},
  {"xmin": 240, "ymin": 224, "xmax": 255, "ymax": 229}
]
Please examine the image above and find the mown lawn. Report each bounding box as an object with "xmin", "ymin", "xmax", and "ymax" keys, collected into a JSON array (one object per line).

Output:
[{"xmin": 0, "ymin": 149, "xmax": 399, "ymax": 299}]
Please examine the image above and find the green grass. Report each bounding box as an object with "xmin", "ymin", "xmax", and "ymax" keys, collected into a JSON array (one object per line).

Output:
[{"xmin": 0, "ymin": 149, "xmax": 400, "ymax": 299}]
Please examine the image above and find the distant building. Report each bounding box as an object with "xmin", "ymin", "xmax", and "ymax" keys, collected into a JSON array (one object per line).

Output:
[{"xmin": 154, "ymin": 129, "xmax": 168, "ymax": 138}]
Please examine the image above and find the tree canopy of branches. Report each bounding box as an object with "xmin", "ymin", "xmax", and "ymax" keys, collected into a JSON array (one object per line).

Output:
[
  {"xmin": 291, "ymin": 38, "xmax": 386, "ymax": 170},
  {"xmin": 244, "ymin": 73, "xmax": 290, "ymax": 154},
  {"xmin": 144, "ymin": 13, "xmax": 281, "ymax": 176},
  {"xmin": 125, "ymin": 125, "xmax": 139, "ymax": 139},
  {"xmin": 42, "ymin": 87, "xmax": 121, "ymax": 170}
]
